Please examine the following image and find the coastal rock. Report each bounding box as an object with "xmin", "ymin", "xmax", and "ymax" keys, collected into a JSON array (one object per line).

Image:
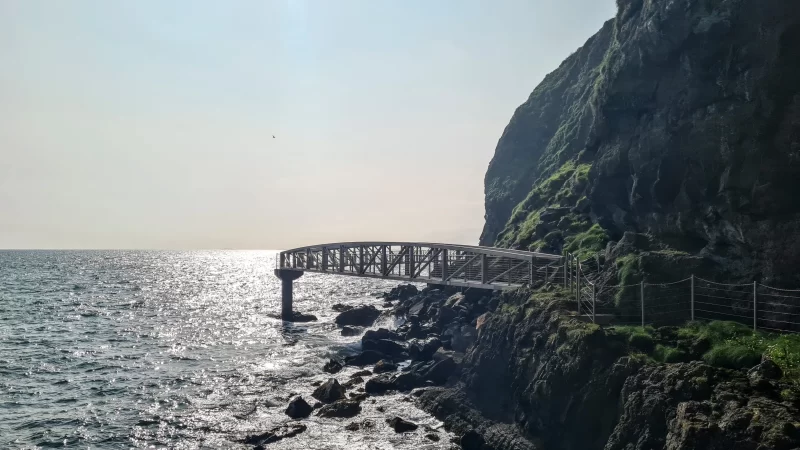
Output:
[
  {"xmin": 362, "ymin": 339, "xmax": 406, "ymax": 359},
  {"xmin": 345, "ymin": 350, "xmax": 384, "ymax": 367},
  {"xmin": 362, "ymin": 328, "xmax": 404, "ymax": 342},
  {"xmin": 323, "ymin": 359, "xmax": 343, "ymax": 374},
  {"xmin": 351, "ymin": 369, "xmax": 372, "ymax": 377},
  {"xmin": 386, "ymin": 284, "xmax": 418, "ymax": 301},
  {"xmin": 285, "ymin": 311, "xmax": 318, "ymax": 323},
  {"xmin": 340, "ymin": 326, "xmax": 362, "ymax": 337},
  {"xmin": 365, "ymin": 372, "xmax": 418, "ymax": 394},
  {"xmin": 342, "ymin": 376, "xmax": 364, "ymax": 389},
  {"xmin": 311, "ymin": 378, "xmax": 345, "ymax": 404},
  {"xmin": 316, "ymin": 399, "xmax": 362, "ymax": 418},
  {"xmin": 408, "ymin": 337, "xmax": 442, "ymax": 362},
  {"xmin": 459, "ymin": 430, "xmax": 485, "ymax": 450},
  {"xmin": 387, "ymin": 416, "xmax": 418, "ymax": 433},
  {"xmin": 373, "ymin": 359, "xmax": 398, "ymax": 374},
  {"xmin": 243, "ymin": 423, "xmax": 307, "ymax": 447},
  {"xmin": 332, "ymin": 303, "xmax": 353, "ymax": 313},
  {"xmin": 419, "ymin": 357, "xmax": 457, "ymax": 385},
  {"xmin": 344, "ymin": 419, "xmax": 374, "ymax": 431},
  {"xmin": 335, "ymin": 305, "xmax": 380, "ymax": 327},
  {"xmin": 285, "ymin": 396, "xmax": 313, "ymax": 419},
  {"xmin": 748, "ymin": 359, "xmax": 783, "ymax": 382}
]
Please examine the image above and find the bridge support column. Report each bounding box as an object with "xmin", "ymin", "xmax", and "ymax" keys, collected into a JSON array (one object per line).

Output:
[{"xmin": 274, "ymin": 269, "xmax": 304, "ymax": 320}]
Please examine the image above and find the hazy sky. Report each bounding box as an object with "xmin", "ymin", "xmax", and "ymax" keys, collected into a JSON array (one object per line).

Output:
[{"xmin": 0, "ymin": 0, "xmax": 615, "ymax": 250}]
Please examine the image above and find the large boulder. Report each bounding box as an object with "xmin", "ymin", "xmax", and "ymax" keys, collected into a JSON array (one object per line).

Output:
[
  {"xmin": 316, "ymin": 400, "xmax": 362, "ymax": 418},
  {"xmin": 323, "ymin": 359, "xmax": 343, "ymax": 374},
  {"xmin": 364, "ymin": 372, "xmax": 418, "ymax": 394},
  {"xmin": 285, "ymin": 396, "xmax": 313, "ymax": 419},
  {"xmin": 362, "ymin": 339, "xmax": 407, "ymax": 359},
  {"xmin": 419, "ymin": 356, "xmax": 457, "ymax": 385},
  {"xmin": 335, "ymin": 305, "xmax": 380, "ymax": 327},
  {"xmin": 387, "ymin": 417, "xmax": 418, "ymax": 433},
  {"xmin": 362, "ymin": 328, "xmax": 404, "ymax": 342},
  {"xmin": 344, "ymin": 350, "xmax": 385, "ymax": 367},
  {"xmin": 340, "ymin": 326, "xmax": 362, "ymax": 337},
  {"xmin": 373, "ymin": 359, "xmax": 398, "ymax": 374},
  {"xmin": 285, "ymin": 311, "xmax": 318, "ymax": 323},
  {"xmin": 386, "ymin": 284, "xmax": 419, "ymax": 301},
  {"xmin": 311, "ymin": 378, "xmax": 345, "ymax": 403},
  {"xmin": 408, "ymin": 337, "xmax": 442, "ymax": 362}
]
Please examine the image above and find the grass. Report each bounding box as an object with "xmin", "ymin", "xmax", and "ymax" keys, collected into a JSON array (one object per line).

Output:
[
  {"xmin": 610, "ymin": 321, "xmax": 800, "ymax": 384},
  {"xmin": 564, "ymin": 224, "xmax": 609, "ymax": 260}
]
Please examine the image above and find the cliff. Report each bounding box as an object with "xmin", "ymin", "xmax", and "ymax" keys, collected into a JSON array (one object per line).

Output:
[{"xmin": 481, "ymin": 0, "xmax": 800, "ymax": 285}]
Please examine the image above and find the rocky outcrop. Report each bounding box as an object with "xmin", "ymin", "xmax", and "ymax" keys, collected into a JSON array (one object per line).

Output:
[
  {"xmin": 414, "ymin": 288, "xmax": 800, "ymax": 450},
  {"xmin": 481, "ymin": 0, "xmax": 800, "ymax": 285},
  {"xmin": 311, "ymin": 378, "xmax": 345, "ymax": 404},
  {"xmin": 335, "ymin": 305, "xmax": 380, "ymax": 327},
  {"xmin": 285, "ymin": 396, "xmax": 313, "ymax": 419}
]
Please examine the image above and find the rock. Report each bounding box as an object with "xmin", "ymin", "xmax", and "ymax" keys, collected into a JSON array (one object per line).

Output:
[
  {"xmin": 340, "ymin": 326, "xmax": 362, "ymax": 337},
  {"xmin": 436, "ymin": 306, "xmax": 458, "ymax": 324},
  {"xmin": 388, "ymin": 284, "xmax": 419, "ymax": 300},
  {"xmin": 362, "ymin": 339, "xmax": 406, "ymax": 358},
  {"xmin": 342, "ymin": 376, "xmax": 364, "ymax": 389},
  {"xmin": 459, "ymin": 430, "xmax": 485, "ymax": 450},
  {"xmin": 408, "ymin": 299, "xmax": 427, "ymax": 317},
  {"xmin": 311, "ymin": 378, "xmax": 345, "ymax": 403},
  {"xmin": 311, "ymin": 380, "xmax": 323, "ymax": 387},
  {"xmin": 404, "ymin": 322, "xmax": 428, "ymax": 340},
  {"xmin": 425, "ymin": 433, "xmax": 440, "ymax": 442},
  {"xmin": 365, "ymin": 372, "xmax": 418, "ymax": 394},
  {"xmin": 445, "ymin": 293, "xmax": 465, "ymax": 307},
  {"xmin": 345, "ymin": 350, "xmax": 384, "ymax": 366},
  {"xmin": 362, "ymin": 328, "xmax": 404, "ymax": 342},
  {"xmin": 348, "ymin": 392, "xmax": 369, "ymax": 402},
  {"xmin": 450, "ymin": 325, "xmax": 477, "ymax": 353},
  {"xmin": 419, "ymin": 357, "xmax": 457, "ymax": 385},
  {"xmin": 748, "ymin": 359, "xmax": 783, "ymax": 382},
  {"xmin": 312, "ymin": 401, "xmax": 322, "ymax": 409},
  {"xmin": 408, "ymin": 337, "xmax": 442, "ymax": 361},
  {"xmin": 335, "ymin": 305, "xmax": 380, "ymax": 327},
  {"xmin": 323, "ymin": 359, "xmax": 343, "ymax": 374},
  {"xmin": 376, "ymin": 405, "xmax": 385, "ymax": 412},
  {"xmin": 285, "ymin": 311, "xmax": 318, "ymax": 322},
  {"xmin": 316, "ymin": 400, "xmax": 362, "ymax": 418},
  {"xmin": 244, "ymin": 423, "xmax": 307, "ymax": 447},
  {"xmin": 351, "ymin": 370, "xmax": 372, "ymax": 377},
  {"xmin": 387, "ymin": 417, "xmax": 418, "ymax": 433},
  {"xmin": 373, "ymin": 359, "xmax": 398, "ymax": 374},
  {"xmin": 475, "ymin": 313, "xmax": 490, "ymax": 331},
  {"xmin": 285, "ymin": 396, "xmax": 313, "ymax": 419},
  {"xmin": 382, "ymin": 302, "xmax": 393, "ymax": 308},
  {"xmin": 344, "ymin": 419, "xmax": 374, "ymax": 431},
  {"xmin": 332, "ymin": 303, "xmax": 353, "ymax": 312}
]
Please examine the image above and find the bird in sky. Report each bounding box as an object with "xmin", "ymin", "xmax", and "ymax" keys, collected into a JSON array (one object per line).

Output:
[{"xmin": 272, "ymin": 135, "xmax": 276, "ymax": 139}]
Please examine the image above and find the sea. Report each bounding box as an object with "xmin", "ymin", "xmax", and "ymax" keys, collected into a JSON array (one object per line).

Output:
[{"xmin": 0, "ymin": 250, "xmax": 454, "ymax": 449}]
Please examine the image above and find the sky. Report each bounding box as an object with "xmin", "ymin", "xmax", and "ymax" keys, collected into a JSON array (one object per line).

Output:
[{"xmin": 0, "ymin": 0, "xmax": 616, "ymax": 250}]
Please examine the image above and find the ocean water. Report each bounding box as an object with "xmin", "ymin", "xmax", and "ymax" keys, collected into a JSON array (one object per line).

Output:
[{"xmin": 0, "ymin": 250, "xmax": 453, "ymax": 449}]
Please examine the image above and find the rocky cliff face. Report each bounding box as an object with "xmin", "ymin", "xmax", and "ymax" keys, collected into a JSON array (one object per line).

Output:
[
  {"xmin": 482, "ymin": 0, "xmax": 800, "ymax": 284},
  {"xmin": 416, "ymin": 289, "xmax": 800, "ymax": 450}
]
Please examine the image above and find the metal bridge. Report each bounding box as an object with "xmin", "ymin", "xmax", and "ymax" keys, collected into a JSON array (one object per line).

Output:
[{"xmin": 274, "ymin": 242, "xmax": 563, "ymax": 319}]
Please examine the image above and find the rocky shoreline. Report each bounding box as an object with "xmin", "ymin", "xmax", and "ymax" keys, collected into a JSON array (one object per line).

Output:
[{"xmin": 243, "ymin": 280, "xmax": 800, "ymax": 449}]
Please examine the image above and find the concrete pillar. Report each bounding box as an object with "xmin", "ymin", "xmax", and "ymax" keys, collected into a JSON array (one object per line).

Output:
[{"xmin": 274, "ymin": 269, "xmax": 304, "ymax": 320}]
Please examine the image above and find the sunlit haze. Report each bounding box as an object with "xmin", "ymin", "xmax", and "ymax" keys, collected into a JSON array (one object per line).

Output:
[{"xmin": 0, "ymin": 0, "xmax": 615, "ymax": 249}]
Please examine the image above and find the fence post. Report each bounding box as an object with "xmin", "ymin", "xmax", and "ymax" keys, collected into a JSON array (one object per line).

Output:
[
  {"xmin": 753, "ymin": 281, "xmax": 757, "ymax": 331},
  {"xmin": 690, "ymin": 275, "xmax": 695, "ymax": 321},
  {"xmin": 592, "ymin": 283, "xmax": 596, "ymax": 323},
  {"xmin": 640, "ymin": 281, "xmax": 645, "ymax": 327},
  {"xmin": 576, "ymin": 261, "xmax": 581, "ymax": 315},
  {"xmin": 563, "ymin": 253, "xmax": 568, "ymax": 289}
]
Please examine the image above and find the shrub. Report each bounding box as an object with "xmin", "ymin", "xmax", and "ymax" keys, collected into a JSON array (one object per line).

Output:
[
  {"xmin": 629, "ymin": 332, "xmax": 655, "ymax": 353},
  {"xmin": 703, "ymin": 342, "xmax": 762, "ymax": 370}
]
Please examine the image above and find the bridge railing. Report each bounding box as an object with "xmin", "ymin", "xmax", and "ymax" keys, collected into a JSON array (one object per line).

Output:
[{"xmin": 277, "ymin": 242, "xmax": 562, "ymax": 290}]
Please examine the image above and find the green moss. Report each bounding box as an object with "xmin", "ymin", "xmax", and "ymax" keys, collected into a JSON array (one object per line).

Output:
[
  {"xmin": 565, "ymin": 224, "xmax": 609, "ymax": 260},
  {"xmin": 629, "ymin": 332, "xmax": 655, "ymax": 353},
  {"xmin": 614, "ymin": 254, "xmax": 642, "ymax": 309},
  {"xmin": 653, "ymin": 344, "xmax": 689, "ymax": 363},
  {"xmin": 703, "ymin": 342, "xmax": 762, "ymax": 369}
]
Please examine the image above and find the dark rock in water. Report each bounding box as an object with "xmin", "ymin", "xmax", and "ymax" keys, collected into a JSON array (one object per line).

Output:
[
  {"xmin": 345, "ymin": 419, "xmax": 375, "ymax": 431},
  {"xmin": 436, "ymin": 306, "xmax": 458, "ymax": 324},
  {"xmin": 311, "ymin": 378, "xmax": 345, "ymax": 404},
  {"xmin": 362, "ymin": 339, "xmax": 406, "ymax": 359},
  {"xmin": 311, "ymin": 380, "xmax": 323, "ymax": 387},
  {"xmin": 345, "ymin": 350, "xmax": 384, "ymax": 367},
  {"xmin": 332, "ymin": 303, "xmax": 353, "ymax": 313},
  {"xmin": 425, "ymin": 433, "xmax": 440, "ymax": 441},
  {"xmin": 408, "ymin": 337, "xmax": 442, "ymax": 362},
  {"xmin": 312, "ymin": 401, "xmax": 322, "ymax": 409},
  {"xmin": 342, "ymin": 376, "xmax": 364, "ymax": 389},
  {"xmin": 285, "ymin": 311, "xmax": 318, "ymax": 323},
  {"xmin": 419, "ymin": 357, "xmax": 456, "ymax": 385},
  {"xmin": 316, "ymin": 399, "xmax": 362, "ymax": 418},
  {"xmin": 285, "ymin": 396, "xmax": 313, "ymax": 419},
  {"xmin": 351, "ymin": 370, "xmax": 372, "ymax": 377},
  {"xmin": 362, "ymin": 328, "xmax": 404, "ymax": 343},
  {"xmin": 335, "ymin": 305, "xmax": 380, "ymax": 327},
  {"xmin": 387, "ymin": 416, "xmax": 418, "ymax": 433},
  {"xmin": 340, "ymin": 326, "xmax": 362, "ymax": 337},
  {"xmin": 349, "ymin": 392, "xmax": 369, "ymax": 402},
  {"xmin": 323, "ymin": 359, "xmax": 343, "ymax": 374},
  {"xmin": 459, "ymin": 430, "xmax": 485, "ymax": 450},
  {"xmin": 408, "ymin": 299, "xmax": 427, "ymax": 317},
  {"xmin": 365, "ymin": 372, "xmax": 418, "ymax": 394},
  {"xmin": 244, "ymin": 423, "xmax": 307, "ymax": 447},
  {"xmin": 387, "ymin": 284, "xmax": 418, "ymax": 301},
  {"xmin": 403, "ymin": 322, "xmax": 427, "ymax": 340},
  {"xmin": 373, "ymin": 359, "xmax": 398, "ymax": 374},
  {"xmin": 382, "ymin": 302, "xmax": 393, "ymax": 308}
]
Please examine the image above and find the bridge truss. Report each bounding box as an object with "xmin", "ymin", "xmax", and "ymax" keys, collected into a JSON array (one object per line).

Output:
[{"xmin": 277, "ymin": 242, "xmax": 563, "ymax": 290}]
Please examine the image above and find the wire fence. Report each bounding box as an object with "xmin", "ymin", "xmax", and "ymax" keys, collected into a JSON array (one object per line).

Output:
[{"xmin": 561, "ymin": 252, "xmax": 800, "ymax": 333}]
